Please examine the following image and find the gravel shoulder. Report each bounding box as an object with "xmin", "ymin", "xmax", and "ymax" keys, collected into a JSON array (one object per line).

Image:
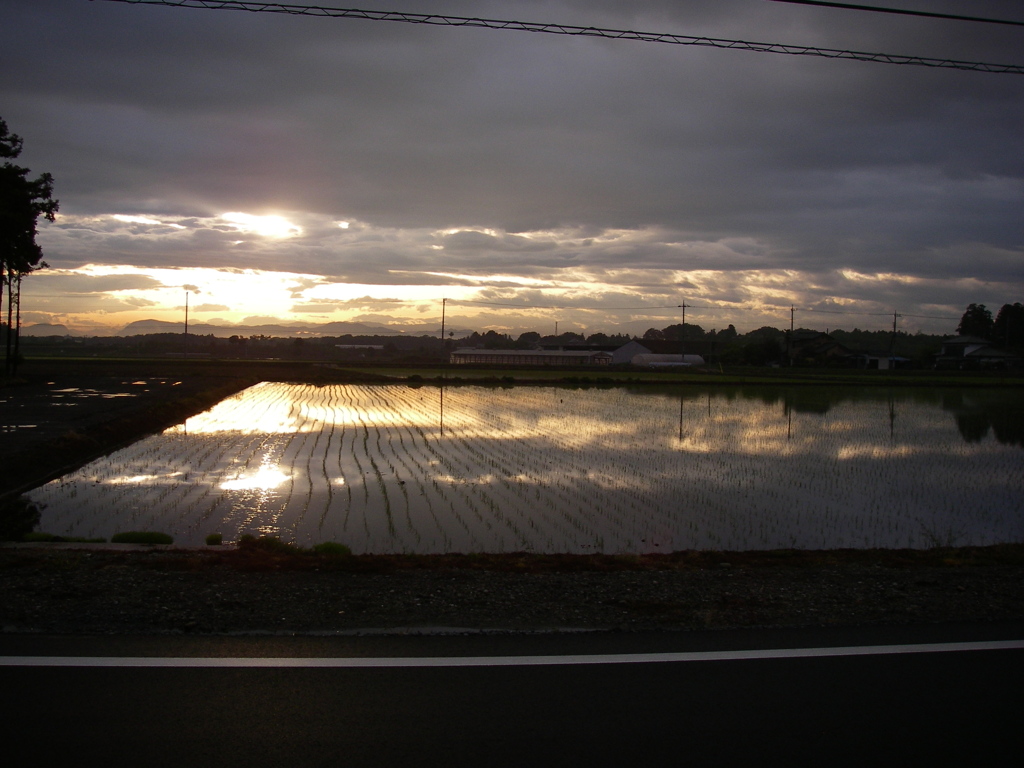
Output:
[{"xmin": 3, "ymin": 544, "xmax": 1023, "ymax": 635}]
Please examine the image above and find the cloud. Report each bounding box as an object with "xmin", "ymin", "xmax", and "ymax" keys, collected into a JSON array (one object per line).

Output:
[
  {"xmin": 28, "ymin": 271, "xmax": 165, "ymax": 294},
  {"xmin": 289, "ymin": 302, "xmax": 346, "ymax": 315},
  {"xmin": 241, "ymin": 316, "xmax": 290, "ymax": 326},
  {"xmin": 3, "ymin": 0, "xmax": 1022, "ymax": 336}
]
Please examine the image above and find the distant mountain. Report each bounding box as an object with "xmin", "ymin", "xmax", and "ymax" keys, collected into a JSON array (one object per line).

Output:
[
  {"xmin": 21, "ymin": 323, "xmax": 77, "ymax": 337},
  {"xmin": 114, "ymin": 319, "xmax": 470, "ymax": 338},
  {"xmin": 117, "ymin": 320, "xmax": 184, "ymax": 335}
]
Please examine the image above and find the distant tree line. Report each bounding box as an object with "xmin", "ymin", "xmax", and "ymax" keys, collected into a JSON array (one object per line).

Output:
[{"xmin": 23, "ymin": 301, "xmax": 1021, "ymax": 367}]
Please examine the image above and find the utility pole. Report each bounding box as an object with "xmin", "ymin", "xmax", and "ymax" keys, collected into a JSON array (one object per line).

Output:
[
  {"xmin": 889, "ymin": 311, "xmax": 902, "ymax": 367},
  {"xmin": 677, "ymin": 302, "xmax": 688, "ymax": 355},
  {"xmin": 440, "ymin": 297, "xmax": 446, "ymax": 342},
  {"xmin": 788, "ymin": 305, "xmax": 795, "ymax": 366},
  {"xmin": 184, "ymin": 290, "xmax": 189, "ymax": 360}
]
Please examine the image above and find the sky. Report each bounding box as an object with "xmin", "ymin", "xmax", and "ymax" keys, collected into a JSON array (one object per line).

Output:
[{"xmin": 2, "ymin": 0, "xmax": 1022, "ymax": 337}]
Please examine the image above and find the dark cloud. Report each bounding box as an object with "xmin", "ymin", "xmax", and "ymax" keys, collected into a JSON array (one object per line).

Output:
[
  {"xmin": 3, "ymin": 0, "xmax": 1022, "ymax": 334},
  {"xmin": 29, "ymin": 272, "xmax": 164, "ymax": 294}
]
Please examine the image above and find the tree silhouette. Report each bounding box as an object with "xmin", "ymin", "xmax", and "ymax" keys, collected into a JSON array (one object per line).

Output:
[
  {"xmin": 515, "ymin": 331, "xmax": 541, "ymax": 348},
  {"xmin": 662, "ymin": 323, "xmax": 706, "ymax": 340},
  {"xmin": 1, "ymin": 117, "xmax": 58, "ymax": 374},
  {"xmin": 955, "ymin": 303, "xmax": 994, "ymax": 339},
  {"xmin": 993, "ymin": 303, "xmax": 1024, "ymax": 349}
]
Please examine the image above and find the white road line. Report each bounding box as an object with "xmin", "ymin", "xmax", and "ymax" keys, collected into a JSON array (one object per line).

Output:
[{"xmin": 1, "ymin": 640, "xmax": 1022, "ymax": 668}]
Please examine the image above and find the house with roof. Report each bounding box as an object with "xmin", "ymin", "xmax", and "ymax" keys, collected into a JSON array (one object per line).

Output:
[
  {"xmin": 786, "ymin": 331, "xmax": 857, "ymax": 365},
  {"xmin": 934, "ymin": 336, "xmax": 1022, "ymax": 370},
  {"xmin": 449, "ymin": 348, "xmax": 612, "ymax": 366},
  {"xmin": 610, "ymin": 338, "xmax": 709, "ymax": 365},
  {"xmin": 849, "ymin": 351, "xmax": 910, "ymax": 370}
]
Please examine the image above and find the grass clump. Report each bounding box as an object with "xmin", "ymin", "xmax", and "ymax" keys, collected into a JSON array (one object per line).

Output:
[
  {"xmin": 313, "ymin": 541, "xmax": 352, "ymax": 557},
  {"xmin": 229, "ymin": 535, "xmax": 354, "ymax": 570},
  {"xmin": 239, "ymin": 535, "xmax": 351, "ymax": 556},
  {"xmin": 111, "ymin": 531, "xmax": 174, "ymax": 545},
  {"xmin": 234, "ymin": 535, "xmax": 308, "ymax": 571},
  {"xmin": 238, "ymin": 534, "xmax": 297, "ymax": 553},
  {"xmin": 205, "ymin": 533, "xmax": 223, "ymax": 546}
]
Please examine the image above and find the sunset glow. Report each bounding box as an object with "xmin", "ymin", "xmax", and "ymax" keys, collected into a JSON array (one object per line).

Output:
[
  {"xmin": 5, "ymin": 1, "xmax": 1021, "ymax": 339},
  {"xmin": 220, "ymin": 212, "xmax": 302, "ymax": 239}
]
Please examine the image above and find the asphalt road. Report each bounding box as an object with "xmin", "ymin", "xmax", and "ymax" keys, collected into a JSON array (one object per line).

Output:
[{"xmin": 3, "ymin": 623, "xmax": 1022, "ymax": 766}]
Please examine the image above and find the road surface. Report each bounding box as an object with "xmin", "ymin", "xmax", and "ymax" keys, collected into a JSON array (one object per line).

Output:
[{"xmin": 3, "ymin": 623, "xmax": 1022, "ymax": 766}]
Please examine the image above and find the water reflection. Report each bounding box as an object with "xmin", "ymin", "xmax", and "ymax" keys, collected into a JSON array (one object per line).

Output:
[
  {"xmin": 220, "ymin": 466, "xmax": 290, "ymax": 491},
  {"xmin": 941, "ymin": 390, "xmax": 1024, "ymax": 447},
  {"xmin": 664, "ymin": 385, "xmax": 1024, "ymax": 449},
  {"xmin": 25, "ymin": 383, "xmax": 1024, "ymax": 552}
]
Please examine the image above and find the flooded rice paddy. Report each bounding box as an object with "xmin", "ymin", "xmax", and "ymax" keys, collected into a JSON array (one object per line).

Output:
[{"xmin": 29, "ymin": 383, "xmax": 1024, "ymax": 553}]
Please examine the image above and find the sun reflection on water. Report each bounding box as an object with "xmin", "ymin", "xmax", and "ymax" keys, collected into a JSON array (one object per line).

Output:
[{"xmin": 220, "ymin": 465, "xmax": 290, "ymax": 491}]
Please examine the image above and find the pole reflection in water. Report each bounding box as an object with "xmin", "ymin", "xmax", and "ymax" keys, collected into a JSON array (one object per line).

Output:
[
  {"xmin": 889, "ymin": 391, "xmax": 896, "ymax": 442},
  {"xmin": 678, "ymin": 389, "xmax": 683, "ymax": 443}
]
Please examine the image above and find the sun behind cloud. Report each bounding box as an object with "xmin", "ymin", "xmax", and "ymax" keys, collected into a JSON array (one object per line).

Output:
[{"xmin": 220, "ymin": 212, "xmax": 302, "ymax": 238}]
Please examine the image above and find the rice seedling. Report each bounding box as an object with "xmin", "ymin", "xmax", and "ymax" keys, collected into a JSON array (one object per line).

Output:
[{"xmin": 25, "ymin": 383, "xmax": 1024, "ymax": 553}]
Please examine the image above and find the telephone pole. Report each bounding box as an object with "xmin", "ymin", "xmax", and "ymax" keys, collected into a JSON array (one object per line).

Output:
[
  {"xmin": 788, "ymin": 305, "xmax": 795, "ymax": 366},
  {"xmin": 678, "ymin": 302, "xmax": 688, "ymax": 355},
  {"xmin": 184, "ymin": 289, "xmax": 189, "ymax": 360},
  {"xmin": 889, "ymin": 311, "xmax": 902, "ymax": 367}
]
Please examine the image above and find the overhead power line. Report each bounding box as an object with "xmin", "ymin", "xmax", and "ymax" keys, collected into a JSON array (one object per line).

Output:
[
  {"xmin": 901, "ymin": 312, "xmax": 961, "ymax": 320},
  {"xmin": 452, "ymin": 299, "xmax": 683, "ymax": 311},
  {"xmin": 768, "ymin": 1, "xmax": 1024, "ymax": 28},
  {"xmin": 450, "ymin": 299, "xmax": 959, "ymax": 321},
  {"xmin": 796, "ymin": 306, "xmax": 959, "ymax": 320},
  {"xmin": 95, "ymin": 0, "xmax": 1024, "ymax": 74}
]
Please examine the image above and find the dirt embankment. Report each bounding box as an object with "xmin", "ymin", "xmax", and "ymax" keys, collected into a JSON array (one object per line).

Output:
[{"xmin": 2, "ymin": 543, "xmax": 1023, "ymax": 634}]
